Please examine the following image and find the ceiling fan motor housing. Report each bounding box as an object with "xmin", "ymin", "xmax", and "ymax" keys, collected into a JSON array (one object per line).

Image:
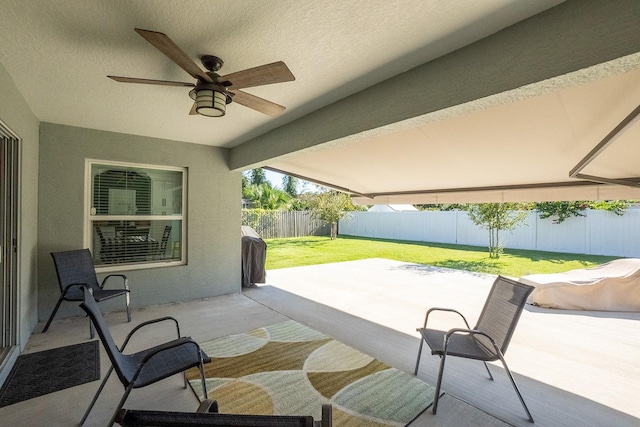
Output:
[{"xmin": 201, "ymin": 55, "xmax": 223, "ymax": 72}]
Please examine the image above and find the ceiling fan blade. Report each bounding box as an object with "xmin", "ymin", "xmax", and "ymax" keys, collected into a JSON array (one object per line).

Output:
[
  {"xmin": 108, "ymin": 76, "xmax": 195, "ymax": 87},
  {"xmin": 189, "ymin": 102, "xmax": 197, "ymax": 115},
  {"xmin": 134, "ymin": 28, "xmax": 212, "ymax": 82},
  {"xmin": 220, "ymin": 61, "xmax": 295, "ymax": 89},
  {"xmin": 231, "ymin": 90, "xmax": 286, "ymax": 117}
]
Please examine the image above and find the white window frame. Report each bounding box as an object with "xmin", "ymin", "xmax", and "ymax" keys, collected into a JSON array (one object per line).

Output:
[{"xmin": 84, "ymin": 159, "xmax": 187, "ymax": 272}]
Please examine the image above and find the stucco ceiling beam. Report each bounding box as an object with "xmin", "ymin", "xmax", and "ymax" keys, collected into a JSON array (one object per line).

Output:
[{"xmin": 229, "ymin": 0, "xmax": 640, "ymax": 171}]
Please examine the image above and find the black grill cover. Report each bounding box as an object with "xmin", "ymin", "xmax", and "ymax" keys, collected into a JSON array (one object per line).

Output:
[{"xmin": 241, "ymin": 226, "xmax": 267, "ymax": 287}]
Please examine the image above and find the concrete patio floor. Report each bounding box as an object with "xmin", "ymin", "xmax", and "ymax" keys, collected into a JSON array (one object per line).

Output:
[
  {"xmin": 2, "ymin": 259, "xmax": 638, "ymax": 426},
  {"xmin": 252, "ymin": 259, "xmax": 640, "ymax": 427}
]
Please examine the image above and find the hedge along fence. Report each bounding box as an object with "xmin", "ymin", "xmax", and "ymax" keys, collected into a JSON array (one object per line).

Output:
[
  {"xmin": 338, "ymin": 208, "xmax": 640, "ymax": 258},
  {"xmin": 242, "ymin": 210, "xmax": 330, "ymax": 238}
]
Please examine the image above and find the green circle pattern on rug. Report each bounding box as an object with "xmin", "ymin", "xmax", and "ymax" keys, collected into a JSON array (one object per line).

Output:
[{"xmin": 187, "ymin": 320, "xmax": 435, "ymax": 426}]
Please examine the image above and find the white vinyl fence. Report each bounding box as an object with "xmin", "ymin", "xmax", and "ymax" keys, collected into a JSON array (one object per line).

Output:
[{"xmin": 339, "ymin": 209, "xmax": 640, "ymax": 257}]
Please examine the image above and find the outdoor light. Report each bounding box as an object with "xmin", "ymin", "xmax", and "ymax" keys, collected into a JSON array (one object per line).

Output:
[{"xmin": 189, "ymin": 82, "xmax": 229, "ymax": 117}]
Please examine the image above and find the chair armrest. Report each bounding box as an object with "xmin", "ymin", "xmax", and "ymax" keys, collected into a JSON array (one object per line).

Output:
[
  {"xmin": 100, "ymin": 274, "xmax": 129, "ymax": 291},
  {"xmin": 117, "ymin": 400, "xmax": 326, "ymax": 427},
  {"xmin": 61, "ymin": 283, "xmax": 89, "ymax": 296},
  {"xmin": 116, "ymin": 408, "xmax": 315, "ymax": 427},
  {"xmin": 419, "ymin": 307, "xmax": 471, "ymax": 329},
  {"xmin": 120, "ymin": 316, "xmax": 181, "ymax": 351},
  {"xmin": 129, "ymin": 337, "xmax": 204, "ymax": 384},
  {"xmin": 443, "ymin": 328, "xmax": 500, "ymax": 356},
  {"xmin": 137, "ymin": 336, "xmax": 201, "ymax": 366}
]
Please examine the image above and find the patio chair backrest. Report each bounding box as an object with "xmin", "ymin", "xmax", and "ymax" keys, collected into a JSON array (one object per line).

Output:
[
  {"xmin": 95, "ymin": 226, "xmax": 106, "ymax": 245},
  {"xmin": 160, "ymin": 225, "xmax": 171, "ymax": 252},
  {"xmin": 474, "ymin": 276, "xmax": 534, "ymax": 355},
  {"xmin": 79, "ymin": 287, "xmax": 128, "ymax": 384},
  {"xmin": 51, "ymin": 249, "xmax": 100, "ymax": 298}
]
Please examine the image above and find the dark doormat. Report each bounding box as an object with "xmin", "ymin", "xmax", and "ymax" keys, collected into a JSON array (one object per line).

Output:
[{"xmin": 0, "ymin": 340, "xmax": 100, "ymax": 407}]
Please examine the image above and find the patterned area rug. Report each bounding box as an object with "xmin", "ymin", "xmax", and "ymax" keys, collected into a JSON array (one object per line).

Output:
[
  {"xmin": 0, "ymin": 340, "xmax": 100, "ymax": 407},
  {"xmin": 187, "ymin": 320, "xmax": 434, "ymax": 426}
]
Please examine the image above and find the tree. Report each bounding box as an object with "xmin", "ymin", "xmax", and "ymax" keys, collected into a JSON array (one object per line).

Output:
[
  {"xmin": 282, "ymin": 175, "xmax": 299, "ymax": 197},
  {"xmin": 465, "ymin": 203, "xmax": 528, "ymax": 258},
  {"xmin": 533, "ymin": 201, "xmax": 589, "ymax": 224},
  {"xmin": 415, "ymin": 203, "xmax": 466, "ymax": 211},
  {"xmin": 243, "ymin": 183, "xmax": 291, "ymax": 210},
  {"xmin": 590, "ymin": 200, "xmax": 633, "ymax": 215},
  {"xmin": 307, "ymin": 190, "xmax": 352, "ymax": 239},
  {"xmin": 289, "ymin": 193, "xmax": 311, "ymax": 211},
  {"xmin": 533, "ymin": 200, "xmax": 634, "ymax": 224},
  {"xmin": 248, "ymin": 168, "xmax": 267, "ymax": 186}
]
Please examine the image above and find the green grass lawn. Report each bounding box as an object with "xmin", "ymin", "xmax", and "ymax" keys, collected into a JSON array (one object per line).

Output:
[{"xmin": 264, "ymin": 235, "xmax": 618, "ymax": 277}]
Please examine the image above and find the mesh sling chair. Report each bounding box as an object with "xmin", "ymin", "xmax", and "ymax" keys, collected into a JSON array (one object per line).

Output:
[
  {"xmin": 44, "ymin": 249, "xmax": 131, "ymax": 337},
  {"xmin": 78, "ymin": 286, "xmax": 210, "ymax": 427},
  {"xmin": 414, "ymin": 275, "xmax": 535, "ymax": 423},
  {"xmin": 116, "ymin": 399, "xmax": 333, "ymax": 427},
  {"xmin": 95, "ymin": 226, "xmax": 117, "ymax": 263},
  {"xmin": 156, "ymin": 225, "xmax": 172, "ymax": 258}
]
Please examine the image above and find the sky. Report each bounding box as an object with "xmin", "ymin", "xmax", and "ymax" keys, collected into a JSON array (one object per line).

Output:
[
  {"xmin": 245, "ymin": 168, "xmax": 323, "ymax": 193},
  {"xmin": 264, "ymin": 169, "xmax": 285, "ymax": 189},
  {"xmin": 264, "ymin": 169, "xmax": 316, "ymax": 193}
]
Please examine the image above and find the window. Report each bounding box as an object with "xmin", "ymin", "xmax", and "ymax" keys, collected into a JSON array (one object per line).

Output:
[{"xmin": 86, "ymin": 160, "xmax": 186, "ymax": 270}]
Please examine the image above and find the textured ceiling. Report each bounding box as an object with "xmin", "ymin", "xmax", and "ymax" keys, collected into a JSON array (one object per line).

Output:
[
  {"xmin": 5, "ymin": 0, "xmax": 639, "ymax": 203},
  {"xmin": 0, "ymin": 0, "xmax": 562, "ymax": 148}
]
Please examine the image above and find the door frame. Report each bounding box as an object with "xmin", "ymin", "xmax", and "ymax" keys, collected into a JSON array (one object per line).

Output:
[{"xmin": 0, "ymin": 119, "xmax": 20, "ymax": 381}]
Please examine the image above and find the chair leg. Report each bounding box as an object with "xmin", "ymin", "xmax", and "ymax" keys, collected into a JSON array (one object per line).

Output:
[
  {"xmin": 42, "ymin": 297, "xmax": 64, "ymax": 333},
  {"xmin": 497, "ymin": 351, "xmax": 534, "ymax": 423},
  {"xmin": 414, "ymin": 338, "xmax": 425, "ymax": 375},
  {"xmin": 432, "ymin": 353, "xmax": 447, "ymax": 415},
  {"xmin": 199, "ymin": 362, "xmax": 208, "ymax": 399},
  {"xmin": 196, "ymin": 399, "xmax": 219, "ymax": 413},
  {"xmin": 80, "ymin": 366, "xmax": 114, "ymax": 425},
  {"xmin": 321, "ymin": 403, "xmax": 332, "ymax": 427},
  {"xmin": 107, "ymin": 383, "xmax": 135, "ymax": 427},
  {"xmin": 482, "ymin": 361, "xmax": 494, "ymax": 381},
  {"xmin": 125, "ymin": 292, "xmax": 131, "ymax": 323},
  {"xmin": 183, "ymin": 362, "xmax": 208, "ymax": 398}
]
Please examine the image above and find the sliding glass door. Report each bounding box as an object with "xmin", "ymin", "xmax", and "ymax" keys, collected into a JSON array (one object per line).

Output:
[{"xmin": 0, "ymin": 122, "xmax": 19, "ymax": 362}]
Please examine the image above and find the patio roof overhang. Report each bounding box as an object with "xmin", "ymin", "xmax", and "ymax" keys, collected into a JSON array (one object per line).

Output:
[{"xmin": 229, "ymin": 1, "xmax": 640, "ymax": 204}]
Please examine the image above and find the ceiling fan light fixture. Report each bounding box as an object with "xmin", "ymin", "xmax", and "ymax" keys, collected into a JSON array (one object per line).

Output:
[
  {"xmin": 189, "ymin": 83, "xmax": 227, "ymax": 117},
  {"xmin": 112, "ymin": 29, "xmax": 293, "ymax": 117}
]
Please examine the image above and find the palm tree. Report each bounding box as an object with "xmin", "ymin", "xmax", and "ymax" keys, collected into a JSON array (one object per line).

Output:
[{"xmin": 244, "ymin": 183, "xmax": 291, "ymax": 210}]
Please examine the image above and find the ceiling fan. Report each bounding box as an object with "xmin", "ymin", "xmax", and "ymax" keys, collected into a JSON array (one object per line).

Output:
[{"xmin": 108, "ymin": 28, "xmax": 295, "ymax": 117}]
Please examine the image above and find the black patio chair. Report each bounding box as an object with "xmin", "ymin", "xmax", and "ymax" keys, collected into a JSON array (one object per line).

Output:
[
  {"xmin": 43, "ymin": 249, "xmax": 131, "ymax": 337},
  {"xmin": 156, "ymin": 225, "xmax": 172, "ymax": 258},
  {"xmin": 116, "ymin": 399, "xmax": 333, "ymax": 427},
  {"xmin": 78, "ymin": 286, "xmax": 210, "ymax": 427},
  {"xmin": 414, "ymin": 275, "xmax": 535, "ymax": 423},
  {"xmin": 95, "ymin": 226, "xmax": 116, "ymax": 263}
]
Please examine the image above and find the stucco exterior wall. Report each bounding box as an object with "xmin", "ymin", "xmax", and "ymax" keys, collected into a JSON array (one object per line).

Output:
[{"xmin": 38, "ymin": 123, "xmax": 241, "ymax": 321}]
